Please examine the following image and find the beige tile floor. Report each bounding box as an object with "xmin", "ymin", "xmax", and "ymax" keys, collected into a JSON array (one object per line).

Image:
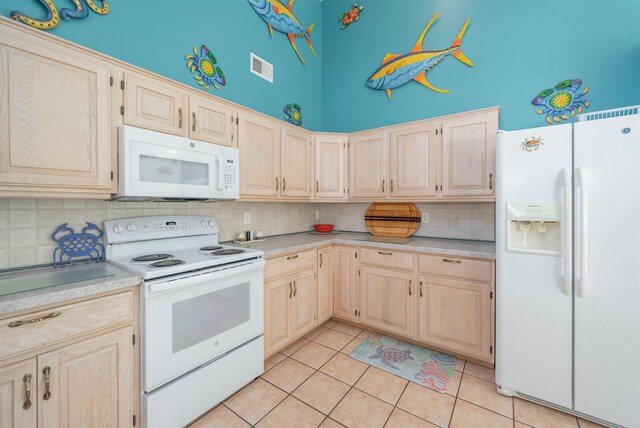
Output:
[{"xmin": 190, "ymin": 320, "xmax": 605, "ymax": 428}]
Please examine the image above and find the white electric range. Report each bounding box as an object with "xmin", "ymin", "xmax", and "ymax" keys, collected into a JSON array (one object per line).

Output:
[{"xmin": 104, "ymin": 216, "xmax": 265, "ymax": 428}]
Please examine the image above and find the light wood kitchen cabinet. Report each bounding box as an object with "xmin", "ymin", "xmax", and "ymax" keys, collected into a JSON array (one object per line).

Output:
[
  {"xmin": 123, "ymin": 71, "xmax": 187, "ymax": 136},
  {"xmin": 264, "ymin": 277, "xmax": 293, "ymax": 357},
  {"xmin": 440, "ymin": 110, "xmax": 498, "ymax": 197},
  {"xmin": 0, "ymin": 359, "xmax": 37, "ymax": 428},
  {"xmin": 358, "ymin": 266, "xmax": 414, "ymax": 338},
  {"xmin": 0, "ymin": 289, "xmax": 138, "ymax": 428},
  {"xmin": 291, "ymin": 268, "xmax": 317, "ymax": 337},
  {"xmin": 188, "ymin": 94, "xmax": 236, "ymax": 147},
  {"xmin": 38, "ymin": 327, "xmax": 133, "ymax": 428},
  {"xmin": 0, "ymin": 24, "xmax": 113, "ymax": 198},
  {"xmin": 281, "ymin": 127, "xmax": 312, "ymax": 198},
  {"xmin": 349, "ymin": 131, "xmax": 387, "ymax": 198},
  {"xmin": 238, "ymin": 111, "xmax": 281, "ymax": 197},
  {"xmin": 388, "ymin": 122, "xmax": 438, "ymax": 198},
  {"xmin": 333, "ymin": 246, "xmax": 357, "ymax": 321},
  {"xmin": 417, "ymin": 275, "xmax": 492, "ymax": 361},
  {"xmin": 313, "ymin": 134, "xmax": 348, "ymax": 199},
  {"xmin": 317, "ymin": 247, "xmax": 334, "ymax": 324}
]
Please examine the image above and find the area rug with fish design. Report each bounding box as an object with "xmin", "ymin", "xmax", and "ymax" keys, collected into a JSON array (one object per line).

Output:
[{"xmin": 350, "ymin": 334, "xmax": 457, "ymax": 393}]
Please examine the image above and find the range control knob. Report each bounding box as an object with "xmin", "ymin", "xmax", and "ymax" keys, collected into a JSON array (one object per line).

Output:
[
  {"xmin": 200, "ymin": 219, "xmax": 208, "ymax": 228},
  {"xmin": 113, "ymin": 224, "xmax": 125, "ymax": 234},
  {"xmin": 126, "ymin": 223, "xmax": 138, "ymax": 232},
  {"xmin": 208, "ymin": 220, "xmax": 215, "ymax": 228}
]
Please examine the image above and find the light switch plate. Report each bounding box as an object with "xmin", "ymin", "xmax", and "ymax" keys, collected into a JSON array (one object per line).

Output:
[
  {"xmin": 315, "ymin": 210, "xmax": 320, "ymax": 220},
  {"xmin": 422, "ymin": 213, "xmax": 429, "ymax": 224},
  {"xmin": 244, "ymin": 212, "xmax": 251, "ymax": 225}
]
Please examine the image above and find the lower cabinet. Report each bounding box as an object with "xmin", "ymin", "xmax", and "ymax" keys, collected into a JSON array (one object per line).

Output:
[
  {"xmin": 333, "ymin": 246, "xmax": 357, "ymax": 321},
  {"xmin": 317, "ymin": 247, "xmax": 334, "ymax": 324},
  {"xmin": 358, "ymin": 266, "xmax": 414, "ymax": 338},
  {"xmin": 0, "ymin": 290, "xmax": 138, "ymax": 428},
  {"xmin": 417, "ymin": 275, "xmax": 492, "ymax": 361},
  {"xmin": 264, "ymin": 258, "xmax": 318, "ymax": 358}
]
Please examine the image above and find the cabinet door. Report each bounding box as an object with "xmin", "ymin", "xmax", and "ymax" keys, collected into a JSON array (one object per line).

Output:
[
  {"xmin": 264, "ymin": 276, "xmax": 292, "ymax": 357},
  {"xmin": 317, "ymin": 247, "xmax": 334, "ymax": 324},
  {"xmin": 292, "ymin": 268, "xmax": 317, "ymax": 338},
  {"xmin": 389, "ymin": 123, "xmax": 437, "ymax": 198},
  {"xmin": 38, "ymin": 327, "xmax": 133, "ymax": 428},
  {"xmin": 440, "ymin": 110, "xmax": 497, "ymax": 197},
  {"xmin": 0, "ymin": 359, "xmax": 37, "ymax": 428},
  {"xmin": 281, "ymin": 127, "xmax": 312, "ymax": 198},
  {"xmin": 238, "ymin": 112, "xmax": 281, "ymax": 197},
  {"xmin": 358, "ymin": 266, "xmax": 414, "ymax": 337},
  {"xmin": 123, "ymin": 71, "xmax": 187, "ymax": 136},
  {"xmin": 314, "ymin": 134, "xmax": 347, "ymax": 199},
  {"xmin": 417, "ymin": 275, "xmax": 492, "ymax": 361},
  {"xmin": 333, "ymin": 246, "xmax": 357, "ymax": 321},
  {"xmin": 0, "ymin": 38, "xmax": 112, "ymax": 194},
  {"xmin": 349, "ymin": 131, "xmax": 387, "ymax": 198},
  {"xmin": 188, "ymin": 94, "xmax": 236, "ymax": 147}
]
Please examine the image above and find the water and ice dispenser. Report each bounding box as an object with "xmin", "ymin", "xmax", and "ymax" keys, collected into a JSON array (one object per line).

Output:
[{"xmin": 506, "ymin": 203, "xmax": 562, "ymax": 256}]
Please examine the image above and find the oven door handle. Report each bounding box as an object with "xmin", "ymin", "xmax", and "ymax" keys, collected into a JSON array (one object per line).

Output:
[{"xmin": 146, "ymin": 259, "xmax": 265, "ymax": 295}]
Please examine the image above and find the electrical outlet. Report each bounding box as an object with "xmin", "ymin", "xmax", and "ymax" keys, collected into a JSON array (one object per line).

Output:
[
  {"xmin": 422, "ymin": 212, "xmax": 429, "ymax": 224},
  {"xmin": 315, "ymin": 210, "xmax": 320, "ymax": 220},
  {"xmin": 244, "ymin": 212, "xmax": 251, "ymax": 225}
]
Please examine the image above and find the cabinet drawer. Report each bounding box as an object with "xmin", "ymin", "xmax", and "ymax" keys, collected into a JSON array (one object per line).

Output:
[
  {"xmin": 0, "ymin": 292, "xmax": 134, "ymax": 360},
  {"xmin": 360, "ymin": 248, "xmax": 414, "ymax": 271},
  {"xmin": 265, "ymin": 250, "xmax": 315, "ymax": 280},
  {"xmin": 419, "ymin": 254, "xmax": 492, "ymax": 282}
]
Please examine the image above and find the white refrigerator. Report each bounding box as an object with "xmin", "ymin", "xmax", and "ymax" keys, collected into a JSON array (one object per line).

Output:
[{"xmin": 496, "ymin": 108, "xmax": 640, "ymax": 428}]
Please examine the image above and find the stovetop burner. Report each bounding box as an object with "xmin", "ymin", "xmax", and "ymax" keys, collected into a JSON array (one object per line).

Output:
[
  {"xmin": 210, "ymin": 249, "xmax": 245, "ymax": 256},
  {"xmin": 149, "ymin": 259, "xmax": 185, "ymax": 268},
  {"xmin": 200, "ymin": 246, "xmax": 223, "ymax": 251},
  {"xmin": 132, "ymin": 253, "xmax": 173, "ymax": 262}
]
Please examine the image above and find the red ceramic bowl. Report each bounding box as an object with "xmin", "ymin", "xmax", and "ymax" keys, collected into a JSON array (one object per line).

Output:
[{"xmin": 313, "ymin": 224, "xmax": 335, "ymax": 233}]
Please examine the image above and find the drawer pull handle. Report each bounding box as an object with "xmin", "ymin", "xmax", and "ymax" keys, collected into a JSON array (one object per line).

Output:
[
  {"xmin": 283, "ymin": 177, "xmax": 287, "ymax": 192},
  {"xmin": 275, "ymin": 177, "xmax": 279, "ymax": 191},
  {"xmin": 419, "ymin": 281, "xmax": 423, "ymax": 297},
  {"xmin": 390, "ymin": 179, "xmax": 394, "ymax": 192},
  {"xmin": 408, "ymin": 280, "xmax": 412, "ymax": 296},
  {"xmin": 8, "ymin": 311, "xmax": 61, "ymax": 328},
  {"xmin": 287, "ymin": 255, "xmax": 299, "ymax": 260},
  {"xmin": 192, "ymin": 112, "xmax": 196, "ymax": 131},
  {"xmin": 319, "ymin": 253, "xmax": 323, "ymax": 268},
  {"xmin": 378, "ymin": 251, "xmax": 392, "ymax": 256},
  {"xmin": 442, "ymin": 258, "xmax": 462, "ymax": 264},
  {"xmin": 42, "ymin": 366, "xmax": 51, "ymax": 400},
  {"xmin": 289, "ymin": 282, "xmax": 293, "ymax": 299},
  {"xmin": 178, "ymin": 108, "xmax": 183, "ymax": 129},
  {"xmin": 489, "ymin": 173, "xmax": 493, "ymax": 190},
  {"xmin": 316, "ymin": 181, "xmax": 319, "ymax": 194},
  {"xmin": 293, "ymin": 280, "xmax": 297, "ymax": 297},
  {"xmin": 23, "ymin": 373, "xmax": 32, "ymax": 410}
]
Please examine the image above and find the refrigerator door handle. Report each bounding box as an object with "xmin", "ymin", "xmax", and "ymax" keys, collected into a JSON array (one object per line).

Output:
[
  {"xmin": 577, "ymin": 166, "xmax": 589, "ymax": 297},
  {"xmin": 562, "ymin": 167, "xmax": 572, "ymax": 296}
]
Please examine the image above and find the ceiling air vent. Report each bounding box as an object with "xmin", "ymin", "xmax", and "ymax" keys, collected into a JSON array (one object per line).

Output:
[{"xmin": 250, "ymin": 53, "xmax": 273, "ymax": 83}]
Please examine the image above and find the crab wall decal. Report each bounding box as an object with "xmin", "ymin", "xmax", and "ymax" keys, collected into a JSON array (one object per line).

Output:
[
  {"xmin": 51, "ymin": 222, "xmax": 105, "ymax": 267},
  {"xmin": 339, "ymin": 3, "xmax": 364, "ymax": 30},
  {"xmin": 284, "ymin": 103, "xmax": 303, "ymax": 127},
  {"xmin": 186, "ymin": 45, "xmax": 226, "ymax": 91},
  {"xmin": 521, "ymin": 136, "xmax": 545, "ymax": 152},
  {"xmin": 532, "ymin": 79, "xmax": 590, "ymax": 124}
]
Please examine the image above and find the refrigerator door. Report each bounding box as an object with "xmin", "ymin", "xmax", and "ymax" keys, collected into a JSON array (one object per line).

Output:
[
  {"xmin": 574, "ymin": 115, "xmax": 640, "ymax": 427},
  {"xmin": 495, "ymin": 124, "xmax": 573, "ymax": 408}
]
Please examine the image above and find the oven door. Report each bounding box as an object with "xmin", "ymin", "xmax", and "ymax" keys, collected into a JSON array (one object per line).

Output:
[
  {"xmin": 142, "ymin": 259, "xmax": 264, "ymax": 391},
  {"xmin": 119, "ymin": 125, "xmax": 222, "ymax": 199}
]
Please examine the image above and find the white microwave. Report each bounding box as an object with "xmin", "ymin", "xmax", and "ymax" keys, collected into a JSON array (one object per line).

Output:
[{"xmin": 116, "ymin": 126, "xmax": 239, "ymax": 201}]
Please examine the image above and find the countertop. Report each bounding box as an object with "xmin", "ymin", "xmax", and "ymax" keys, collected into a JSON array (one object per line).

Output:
[
  {"xmin": 230, "ymin": 231, "xmax": 496, "ymax": 259},
  {"xmin": 0, "ymin": 262, "xmax": 141, "ymax": 315}
]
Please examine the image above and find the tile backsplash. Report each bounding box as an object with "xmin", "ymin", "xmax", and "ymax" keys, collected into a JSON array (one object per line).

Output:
[{"xmin": 0, "ymin": 199, "xmax": 494, "ymax": 270}]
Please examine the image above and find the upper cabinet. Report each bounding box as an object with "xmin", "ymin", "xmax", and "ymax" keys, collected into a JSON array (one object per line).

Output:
[
  {"xmin": 440, "ymin": 110, "xmax": 498, "ymax": 198},
  {"xmin": 388, "ymin": 122, "xmax": 438, "ymax": 198},
  {"xmin": 349, "ymin": 131, "xmax": 387, "ymax": 199},
  {"xmin": 281, "ymin": 127, "xmax": 312, "ymax": 198},
  {"xmin": 238, "ymin": 111, "xmax": 281, "ymax": 198},
  {"xmin": 313, "ymin": 134, "xmax": 348, "ymax": 199},
  {"xmin": 122, "ymin": 71, "xmax": 237, "ymax": 146},
  {"xmin": 0, "ymin": 23, "xmax": 113, "ymax": 198}
]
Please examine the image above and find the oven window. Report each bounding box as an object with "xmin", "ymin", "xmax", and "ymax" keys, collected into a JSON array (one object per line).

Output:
[
  {"xmin": 172, "ymin": 282, "xmax": 250, "ymax": 353},
  {"xmin": 139, "ymin": 155, "xmax": 209, "ymax": 186}
]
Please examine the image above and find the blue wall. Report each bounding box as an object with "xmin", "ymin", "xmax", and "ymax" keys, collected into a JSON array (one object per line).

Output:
[
  {"xmin": 3, "ymin": 1, "xmax": 640, "ymax": 133},
  {"xmin": 321, "ymin": 0, "xmax": 640, "ymax": 132},
  {"xmin": 0, "ymin": 0, "xmax": 324, "ymax": 130}
]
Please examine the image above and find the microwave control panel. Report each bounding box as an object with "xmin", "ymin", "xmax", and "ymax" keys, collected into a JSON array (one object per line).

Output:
[{"xmin": 223, "ymin": 159, "xmax": 237, "ymax": 189}]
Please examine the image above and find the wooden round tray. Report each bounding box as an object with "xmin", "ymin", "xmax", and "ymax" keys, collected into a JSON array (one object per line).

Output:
[{"xmin": 365, "ymin": 202, "xmax": 421, "ymax": 238}]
